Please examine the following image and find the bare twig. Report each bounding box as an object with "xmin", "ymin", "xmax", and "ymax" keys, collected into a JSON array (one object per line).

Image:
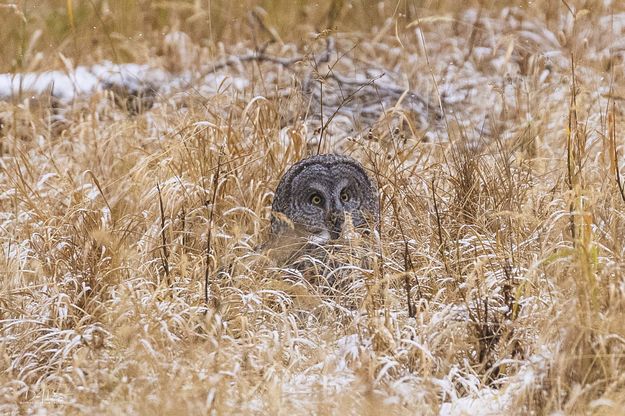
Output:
[
  {"xmin": 204, "ymin": 150, "xmax": 223, "ymax": 307},
  {"xmin": 156, "ymin": 182, "xmax": 170, "ymax": 281},
  {"xmin": 202, "ymin": 52, "xmax": 303, "ymax": 79},
  {"xmin": 313, "ymin": 37, "xmax": 337, "ymax": 154},
  {"xmin": 319, "ymin": 74, "xmax": 384, "ymax": 147},
  {"xmin": 328, "ymin": 71, "xmax": 434, "ymax": 111},
  {"xmin": 560, "ymin": 0, "xmax": 575, "ymax": 16},
  {"xmin": 609, "ymin": 102, "xmax": 625, "ymax": 204},
  {"xmin": 391, "ymin": 197, "xmax": 419, "ymax": 317},
  {"xmin": 431, "ymin": 177, "xmax": 450, "ymax": 275},
  {"xmin": 317, "ymin": 77, "xmax": 324, "ymax": 154},
  {"xmin": 567, "ymin": 54, "xmax": 578, "ymax": 240}
]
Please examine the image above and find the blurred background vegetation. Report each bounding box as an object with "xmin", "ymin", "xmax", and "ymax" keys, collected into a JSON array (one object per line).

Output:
[{"xmin": 1, "ymin": 0, "xmax": 570, "ymax": 73}]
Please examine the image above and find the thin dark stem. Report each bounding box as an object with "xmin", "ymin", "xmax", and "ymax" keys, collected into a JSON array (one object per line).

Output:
[
  {"xmin": 567, "ymin": 54, "xmax": 577, "ymax": 240},
  {"xmin": 612, "ymin": 103, "xmax": 625, "ymax": 204},
  {"xmin": 391, "ymin": 199, "xmax": 419, "ymax": 317},
  {"xmin": 317, "ymin": 78, "xmax": 324, "ymax": 154},
  {"xmin": 204, "ymin": 151, "xmax": 223, "ymax": 307},
  {"xmin": 431, "ymin": 177, "xmax": 450, "ymax": 275},
  {"xmin": 156, "ymin": 182, "xmax": 170, "ymax": 281}
]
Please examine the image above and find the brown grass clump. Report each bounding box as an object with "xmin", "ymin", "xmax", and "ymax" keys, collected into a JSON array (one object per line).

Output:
[{"xmin": 3, "ymin": 0, "xmax": 625, "ymax": 414}]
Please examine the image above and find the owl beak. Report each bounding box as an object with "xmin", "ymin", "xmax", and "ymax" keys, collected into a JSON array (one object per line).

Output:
[{"xmin": 328, "ymin": 211, "xmax": 344, "ymax": 240}]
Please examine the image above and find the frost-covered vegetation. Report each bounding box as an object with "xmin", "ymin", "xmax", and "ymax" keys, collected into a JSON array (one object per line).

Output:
[{"xmin": 2, "ymin": 0, "xmax": 625, "ymax": 414}]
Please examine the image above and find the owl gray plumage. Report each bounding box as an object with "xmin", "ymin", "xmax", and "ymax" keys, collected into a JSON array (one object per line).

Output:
[{"xmin": 270, "ymin": 154, "xmax": 379, "ymax": 243}]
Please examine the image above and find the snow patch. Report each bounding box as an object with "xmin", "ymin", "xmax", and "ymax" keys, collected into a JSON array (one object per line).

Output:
[{"xmin": 0, "ymin": 61, "xmax": 167, "ymax": 101}]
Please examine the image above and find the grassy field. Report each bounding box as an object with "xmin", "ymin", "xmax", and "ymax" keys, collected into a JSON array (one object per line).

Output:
[{"xmin": 2, "ymin": 0, "xmax": 625, "ymax": 414}]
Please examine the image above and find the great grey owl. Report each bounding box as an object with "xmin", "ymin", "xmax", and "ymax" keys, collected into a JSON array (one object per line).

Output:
[{"xmin": 270, "ymin": 154, "xmax": 379, "ymax": 248}]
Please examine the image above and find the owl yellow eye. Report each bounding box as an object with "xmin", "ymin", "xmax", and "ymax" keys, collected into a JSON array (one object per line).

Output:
[
  {"xmin": 310, "ymin": 194, "xmax": 323, "ymax": 205},
  {"xmin": 340, "ymin": 191, "xmax": 350, "ymax": 202}
]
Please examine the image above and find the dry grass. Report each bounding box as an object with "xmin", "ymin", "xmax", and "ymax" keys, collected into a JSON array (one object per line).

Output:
[{"xmin": 3, "ymin": 0, "xmax": 625, "ymax": 414}]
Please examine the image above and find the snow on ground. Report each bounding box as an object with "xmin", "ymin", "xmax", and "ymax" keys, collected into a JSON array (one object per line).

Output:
[
  {"xmin": 0, "ymin": 62, "xmax": 169, "ymax": 101},
  {"xmin": 0, "ymin": 61, "xmax": 251, "ymax": 104},
  {"xmin": 439, "ymin": 388, "xmax": 506, "ymax": 416},
  {"xmin": 438, "ymin": 349, "xmax": 551, "ymax": 415}
]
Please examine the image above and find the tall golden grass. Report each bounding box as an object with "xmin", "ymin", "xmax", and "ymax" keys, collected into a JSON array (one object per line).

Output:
[{"xmin": 2, "ymin": 0, "xmax": 625, "ymax": 414}]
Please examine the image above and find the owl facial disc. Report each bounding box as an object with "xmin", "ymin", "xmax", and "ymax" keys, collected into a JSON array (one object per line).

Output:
[{"xmin": 271, "ymin": 154, "xmax": 379, "ymax": 242}]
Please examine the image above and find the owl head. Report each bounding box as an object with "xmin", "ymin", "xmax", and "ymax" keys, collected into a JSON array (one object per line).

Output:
[{"xmin": 271, "ymin": 154, "xmax": 379, "ymax": 242}]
